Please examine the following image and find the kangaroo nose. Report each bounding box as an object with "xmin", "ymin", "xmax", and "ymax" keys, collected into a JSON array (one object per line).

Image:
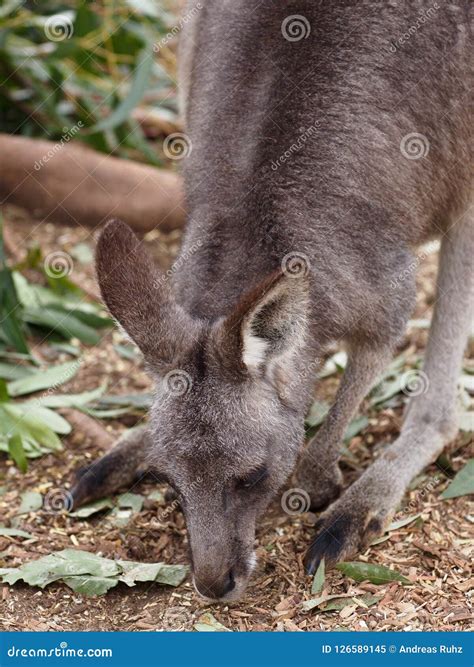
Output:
[{"xmin": 195, "ymin": 568, "xmax": 235, "ymax": 599}]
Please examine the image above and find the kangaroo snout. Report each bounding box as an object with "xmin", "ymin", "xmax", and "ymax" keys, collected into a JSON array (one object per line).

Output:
[
  {"xmin": 193, "ymin": 567, "xmax": 236, "ymax": 601},
  {"xmin": 189, "ymin": 530, "xmax": 256, "ymax": 602}
]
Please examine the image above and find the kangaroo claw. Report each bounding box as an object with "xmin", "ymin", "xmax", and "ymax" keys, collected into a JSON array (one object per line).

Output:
[{"xmin": 304, "ymin": 503, "xmax": 386, "ymax": 575}]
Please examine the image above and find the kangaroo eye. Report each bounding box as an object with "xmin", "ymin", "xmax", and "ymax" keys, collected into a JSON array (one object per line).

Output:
[{"xmin": 235, "ymin": 466, "xmax": 268, "ymax": 491}]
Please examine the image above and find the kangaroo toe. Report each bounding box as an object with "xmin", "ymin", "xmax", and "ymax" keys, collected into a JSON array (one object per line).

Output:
[{"xmin": 304, "ymin": 502, "xmax": 386, "ymax": 575}]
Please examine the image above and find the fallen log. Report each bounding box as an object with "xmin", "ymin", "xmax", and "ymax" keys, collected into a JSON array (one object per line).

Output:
[{"xmin": 0, "ymin": 134, "xmax": 186, "ymax": 232}]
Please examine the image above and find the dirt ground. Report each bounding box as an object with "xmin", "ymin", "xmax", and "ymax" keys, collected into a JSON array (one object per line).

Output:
[{"xmin": 0, "ymin": 205, "xmax": 472, "ymax": 632}]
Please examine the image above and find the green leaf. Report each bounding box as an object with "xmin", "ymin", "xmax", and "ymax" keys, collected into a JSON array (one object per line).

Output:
[
  {"xmin": 336, "ymin": 561, "xmax": 410, "ymax": 585},
  {"xmin": 90, "ymin": 46, "xmax": 154, "ymax": 133},
  {"xmin": 69, "ymin": 498, "xmax": 114, "ymax": 518},
  {"xmin": 387, "ymin": 514, "xmax": 421, "ymax": 531},
  {"xmin": 441, "ymin": 459, "xmax": 474, "ymax": 500},
  {"xmin": 117, "ymin": 492, "xmax": 143, "ymax": 513},
  {"xmin": 114, "ymin": 344, "xmax": 139, "ymax": 360},
  {"xmin": 303, "ymin": 593, "xmax": 381, "ymax": 613},
  {"xmin": 0, "ymin": 217, "xmax": 30, "ymax": 355},
  {"xmin": 117, "ymin": 561, "xmax": 188, "ymax": 587},
  {"xmin": 343, "ymin": 415, "xmax": 369, "ymax": 442},
  {"xmin": 305, "ymin": 401, "xmax": 330, "ymax": 428},
  {"xmin": 61, "ymin": 575, "xmax": 119, "ymax": 596},
  {"xmin": 0, "ymin": 549, "xmax": 120, "ymax": 588},
  {"xmin": 0, "ymin": 526, "xmax": 32, "ymax": 539},
  {"xmin": 311, "ymin": 559, "xmax": 325, "ymax": 595},
  {"xmin": 0, "ymin": 379, "xmax": 9, "ymax": 403},
  {"xmin": 70, "ymin": 243, "xmax": 93, "ymax": 265},
  {"xmin": 8, "ymin": 434, "xmax": 27, "ymax": 473},
  {"xmin": 24, "ymin": 384, "xmax": 106, "ymax": 409},
  {"xmin": 0, "ymin": 362, "xmax": 35, "ymax": 381},
  {"xmin": 18, "ymin": 490, "xmax": 42, "ymax": 514},
  {"xmin": 194, "ymin": 612, "xmax": 231, "ymax": 632},
  {"xmin": 7, "ymin": 360, "xmax": 81, "ymax": 397},
  {"xmin": 18, "ymin": 405, "xmax": 71, "ymax": 435},
  {"xmin": 23, "ymin": 307, "xmax": 101, "ymax": 345},
  {"xmin": 0, "ymin": 550, "xmax": 188, "ymax": 595},
  {"xmin": 1, "ymin": 403, "xmax": 62, "ymax": 453}
]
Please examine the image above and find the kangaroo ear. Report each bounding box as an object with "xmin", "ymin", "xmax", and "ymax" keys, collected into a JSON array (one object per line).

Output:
[
  {"xmin": 96, "ymin": 219, "xmax": 188, "ymax": 360},
  {"xmin": 217, "ymin": 271, "xmax": 310, "ymax": 375}
]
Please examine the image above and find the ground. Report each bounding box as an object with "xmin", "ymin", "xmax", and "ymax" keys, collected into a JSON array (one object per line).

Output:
[{"xmin": 0, "ymin": 205, "xmax": 472, "ymax": 632}]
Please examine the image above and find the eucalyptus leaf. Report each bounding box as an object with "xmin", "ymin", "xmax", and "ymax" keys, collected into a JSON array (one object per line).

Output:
[
  {"xmin": 0, "ymin": 549, "xmax": 188, "ymax": 595},
  {"xmin": 61, "ymin": 576, "xmax": 119, "ymax": 596},
  {"xmin": 441, "ymin": 459, "xmax": 474, "ymax": 500},
  {"xmin": 0, "ymin": 362, "xmax": 35, "ymax": 381},
  {"xmin": 7, "ymin": 434, "xmax": 27, "ymax": 473},
  {"xmin": 24, "ymin": 384, "xmax": 106, "ymax": 409},
  {"xmin": 336, "ymin": 561, "xmax": 410, "ymax": 585},
  {"xmin": 305, "ymin": 401, "xmax": 330, "ymax": 428},
  {"xmin": 311, "ymin": 559, "xmax": 325, "ymax": 595},
  {"xmin": 0, "ymin": 526, "xmax": 32, "ymax": 538},
  {"xmin": 194, "ymin": 612, "xmax": 231, "ymax": 632},
  {"xmin": 69, "ymin": 498, "xmax": 114, "ymax": 518},
  {"xmin": 7, "ymin": 361, "xmax": 81, "ymax": 397},
  {"xmin": 117, "ymin": 492, "xmax": 143, "ymax": 513},
  {"xmin": 90, "ymin": 46, "xmax": 154, "ymax": 133},
  {"xmin": 387, "ymin": 514, "xmax": 421, "ymax": 531},
  {"xmin": 343, "ymin": 415, "xmax": 369, "ymax": 442},
  {"xmin": 18, "ymin": 490, "xmax": 42, "ymax": 514}
]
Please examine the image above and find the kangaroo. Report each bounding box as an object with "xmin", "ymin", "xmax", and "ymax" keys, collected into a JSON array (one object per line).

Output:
[{"xmin": 72, "ymin": 1, "xmax": 473, "ymax": 601}]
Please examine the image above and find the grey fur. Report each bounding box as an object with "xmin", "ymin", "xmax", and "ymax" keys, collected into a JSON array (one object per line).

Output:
[{"xmin": 73, "ymin": 1, "xmax": 473, "ymax": 600}]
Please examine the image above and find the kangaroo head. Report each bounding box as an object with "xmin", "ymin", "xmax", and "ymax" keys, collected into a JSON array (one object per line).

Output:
[{"xmin": 96, "ymin": 220, "xmax": 310, "ymax": 600}]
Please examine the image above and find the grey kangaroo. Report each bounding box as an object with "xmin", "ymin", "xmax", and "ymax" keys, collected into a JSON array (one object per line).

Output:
[{"xmin": 72, "ymin": 1, "xmax": 473, "ymax": 601}]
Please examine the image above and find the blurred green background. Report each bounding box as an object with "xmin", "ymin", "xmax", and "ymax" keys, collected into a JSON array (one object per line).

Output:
[{"xmin": 0, "ymin": 0, "xmax": 180, "ymax": 165}]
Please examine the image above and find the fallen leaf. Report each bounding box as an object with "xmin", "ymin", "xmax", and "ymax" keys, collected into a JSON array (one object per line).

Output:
[
  {"xmin": 18, "ymin": 491, "xmax": 42, "ymax": 514},
  {"xmin": 311, "ymin": 559, "xmax": 325, "ymax": 595},
  {"xmin": 336, "ymin": 561, "xmax": 410, "ymax": 585},
  {"xmin": 441, "ymin": 459, "xmax": 474, "ymax": 500},
  {"xmin": 0, "ymin": 526, "xmax": 32, "ymax": 538},
  {"xmin": 194, "ymin": 612, "xmax": 231, "ymax": 632},
  {"xmin": 387, "ymin": 514, "xmax": 421, "ymax": 531},
  {"xmin": 69, "ymin": 498, "xmax": 114, "ymax": 518},
  {"xmin": 0, "ymin": 549, "xmax": 188, "ymax": 596}
]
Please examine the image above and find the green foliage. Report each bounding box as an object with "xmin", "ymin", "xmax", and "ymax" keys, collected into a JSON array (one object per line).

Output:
[
  {"xmin": 0, "ymin": 0, "xmax": 177, "ymax": 163},
  {"xmin": 0, "ymin": 549, "xmax": 189, "ymax": 596},
  {"xmin": 0, "ymin": 221, "xmax": 111, "ymax": 470}
]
